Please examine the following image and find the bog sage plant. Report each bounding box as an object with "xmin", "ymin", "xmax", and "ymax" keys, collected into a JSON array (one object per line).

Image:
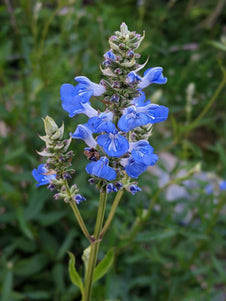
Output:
[{"xmin": 32, "ymin": 23, "xmax": 168, "ymax": 301}]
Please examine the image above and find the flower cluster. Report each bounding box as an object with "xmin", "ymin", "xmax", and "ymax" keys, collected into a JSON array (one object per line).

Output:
[
  {"xmin": 32, "ymin": 116, "xmax": 85, "ymax": 204},
  {"xmin": 60, "ymin": 23, "xmax": 168, "ymax": 194}
]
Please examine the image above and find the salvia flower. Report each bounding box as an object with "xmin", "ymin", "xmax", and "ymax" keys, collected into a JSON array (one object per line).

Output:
[
  {"xmin": 60, "ymin": 83, "xmax": 93, "ymax": 117},
  {"xmin": 71, "ymin": 124, "xmax": 97, "ymax": 148},
  {"xmin": 121, "ymin": 157, "xmax": 148, "ymax": 179},
  {"xmin": 104, "ymin": 50, "xmax": 116, "ymax": 61},
  {"xmin": 59, "ymin": 23, "xmax": 169, "ymax": 191},
  {"xmin": 88, "ymin": 112, "xmax": 115, "ymax": 133},
  {"xmin": 129, "ymin": 184, "xmax": 142, "ymax": 195},
  {"xmin": 75, "ymin": 76, "xmax": 106, "ymax": 96},
  {"xmin": 118, "ymin": 106, "xmax": 150, "ymax": 132},
  {"xmin": 129, "ymin": 140, "xmax": 158, "ymax": 166},
  {"xmin": 32, "ymin": 164, "xmax": 56, "ymax": 187},
  {"xmin": 138, "ymin": 67, "xmax": 167, "ymax": 89},
  {"xmin": 219, "ymin": 180, "xmax": 226, "ymax": 191},
  {"xmin": 136, "ymin": 103, "xmax": 169, "ymax": 124},
  {"xmin": 106, "ymin": 183, "xmax": 118, "ymax": 193},
  {"xmin": 131, "ymin": 90, "xmax": 150, "ymax": 107},
  {"xmin": 86, "ymin": 157, "xmax": 117, "ymax": 181},
  {"xmin": 74, "ymin": 194, "xmax": 86, "ymax": 205},
  {"xmin": 126, "ymin": 71, "xmax": 142, "ymax": 85},
  {"xmin": 97, "ymin": 129, "xmax": 129, "ymax": 158}
]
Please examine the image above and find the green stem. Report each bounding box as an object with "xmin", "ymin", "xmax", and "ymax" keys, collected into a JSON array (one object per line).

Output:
[
  {"xmin": 100, "ymin": 190, "xmax": 124, "ymax": 239},
  {"xmin": 69, "ymin": 201, "xmax": 92, "ymax": 243},
  {"xmin": 83, "ymin": 190, "xmax": 107, "ymax": 301},
  {"xmin": 64, "ymin": 180, "xmax": 91, "ymax": 242}
]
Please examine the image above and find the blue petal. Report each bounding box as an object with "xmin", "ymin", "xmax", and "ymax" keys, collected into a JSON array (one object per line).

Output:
[
  {"xmin": 125, "ymin": 158, "xmax": 148, "ymax": 178},
  {"xmin": 71, "ymin": 124, "xmax": 97, "ymax": 148},
  {"xmin": 86, "ymin": 157, "xmax": 117, "ymax": 180},
  {"xmin": 97, "ymin": 132, "xmax": 129, "ymax": 157},
  {"xmin": 60, "ymin": 83, "xmax": 93, "ymax": 117},
  {"xmin": 130, "ymin": 141, "xmax": 158, "ymax": 166},
  {"xmin": 126, "ymin": 71, "xmax": 142, "ymax": 85},
  {"xmin": 118, "ymin": 107, "xmax": 149, "ymax": 132},
  {"xmin": 144, "ymin": 67, "xmax": 167, "ymax": 84},
  {"xmin": 32, "ymin": 164, "xmax": 56, "ymax": 187},
  {"xmin": 219, "ymin": 180, "xmax": 226, "ymax": 191},
  {"xmin": 138, "ymin": 67, "xmax": 167, "ymax": 89},
  {"xmin": 131, "ymin": 90, "xmax": 150, "ymax": 107},
  {"xmin": 104, "ymin": 50, "xmax": 116, "ymax": 61},
  {"xmin": 88, "ymin": 112, "xmax": 115, "ymax": 133},
  {"xmin": 145, "ymin": 104, "xmax": 169, "ymax": 123},
  {"xmin": 75, "ymin": 76, "xmax": 106, "ymax": 96}
]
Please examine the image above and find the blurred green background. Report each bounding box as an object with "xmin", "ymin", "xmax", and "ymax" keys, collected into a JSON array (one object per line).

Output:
[{"xmin": 0, "ymin": 0, "xmax": 226, "ymax": 300}]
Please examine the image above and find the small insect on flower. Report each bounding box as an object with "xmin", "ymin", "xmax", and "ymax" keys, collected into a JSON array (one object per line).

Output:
[{"xmin": 84, "ymin": 148, "xmax": 100, "ymax": 161}]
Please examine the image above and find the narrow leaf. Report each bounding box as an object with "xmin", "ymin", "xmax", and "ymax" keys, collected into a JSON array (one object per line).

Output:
[
  {"xmin": 67, "ymin": 251, "xmax": 84, "ymax": 294},
  {"xmin": 17, "ymin": 208, "xmax": 34, "ymax": 240},
  {"xmin": 1, "ymin": 268, "xmax": 13, "ymax": 301},
  {"xmin": 93, "ymin": 248, "xmax": 115, "ymax": 283}
]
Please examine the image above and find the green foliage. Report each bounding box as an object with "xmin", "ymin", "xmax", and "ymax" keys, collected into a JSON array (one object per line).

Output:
[
  {"xmin": 68, "ymin": 251, "xmax": 84, "ymax": 295},
  {"xmin": 0, "ymin": 0, "xmax": 225, "ymax": 300},
  {"xmin": 93, "ymin": 248, "xmax": 115, "ymax": 283}
]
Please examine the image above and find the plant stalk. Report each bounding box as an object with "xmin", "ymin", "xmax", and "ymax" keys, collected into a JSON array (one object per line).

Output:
[
  {"xmin": 64, "ymin": 180, "xmax": 91, "ymax": 242},
  {"xmin": 83, "ymin": 190, "xmax": 107, "ymax": 301}
]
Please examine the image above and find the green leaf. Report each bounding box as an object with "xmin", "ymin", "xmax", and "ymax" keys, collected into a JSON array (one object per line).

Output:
[
  {"xmin": 17, "ymin": 208, "xmax": 34, "ymax": 240},
  {"xmin": 208, "ymin": 40, "xmax": 226, "ymax": 51},
  {"xmin": 1, "ymin": 267, "xmax": 13, "ymax": 301},
  {"xmin": 212, "ymin": 255, "xmax": 226, "ymax": 281},
  {"xmin": 67, "ymin": 251, "xmax": 84, "ymax": 294},
  {"xmin": 93, "ymin": 248, "xmax": 115, "ymax": 283},
  {"xmin": 56, "ymin": 230, "xmax": 76, "ymax": 260},
  {"xmin": 14, "ymin": 254, "xmax": 48, "ymax": 277}
]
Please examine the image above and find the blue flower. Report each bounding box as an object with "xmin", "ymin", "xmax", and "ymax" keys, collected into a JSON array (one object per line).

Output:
[
  {"xmin": 121, "ymin": 157, "xmax": 148, "ymax": 178},
  {"xmin": 104, "ymin": 50, "xmax": 116, "ymax": 61},
  {"xmin": 129, "ymin": 184, "xmax": 142, "ymax": 195},
  {"xmin": 115, "ymin": 182, "xmax": 124, "ymax": 190},
  {"xmin": 219, "ymin": 180, "xmax": 226, "ymax": 191},
  {"xmin": 131, "ymin": 90, "xmax": 150, "ymax": 107},
  {"xmin": 32, "ymin": 164, "xmax": 56, "ymax": 187},
  {"xmin": 129, "ymin": 140, "xmax": 158, "ymax": 166},
  {"xmin": 106, "ymin": 183, "xmax": 118, "ymax": 193},
  {"xmin": 71, "ymin": 124, "xmax": 97, "ymax": 148},
  {"xmin": 126, "ymin": 71, "xmax": 142, "ymax": 85},
  {"xmin": 117, "ymin": 106, "xmax": 149, "ymax": 132},
  {"xmin": 60, "ymin": 83, "xmax": 98, "ymax": 118},
  {"xmin": 74, "ymin": 194, "xmax": 86, "ymax": 205},
  {"xmin": 137, "ymin": 103, "xmax": 169, "ymax": 124},
  {"xmin": 138, "ymin": 67, "xmax": 167, "ymax": 89},
  {"xmin": 97, "ymin": 129, "xmax": 129, "ymax": 157},
  {"xmin": 86, "ymin": 157, "xmax": 117, "ymax": 181},
  {"xmin": 75, "ymin": 76, "xmax": 106, "ymax": 96},
  {"xmin": 204, "ymin": 184, "xmax": 213, "ymax": 194},
  {"xmin": 88, "ymin": 112, "xmax": 115, "ymax": 133}
]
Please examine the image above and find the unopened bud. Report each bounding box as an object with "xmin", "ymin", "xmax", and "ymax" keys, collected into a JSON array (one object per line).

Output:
[
  {"xmin": 110, "ymin": 94, "xmax": 120, "ymax": 103},
  {"xmin": 43, "ymin": 116, "xmax": 58, "ymax": 137},
  {"xmin": 114, "ymin": 68, "xmax": 122, "ymax": 75},
  {"xmin": 120, "ymin": 22, "xmax": 129, "ymax": 36}
]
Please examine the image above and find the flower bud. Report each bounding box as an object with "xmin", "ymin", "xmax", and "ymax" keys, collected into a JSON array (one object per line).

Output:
[
  {"xmin": 110, "ymin": 94, "xmax": 120, "ymax": 103},
  {"xmin": 114, "ymin": 68, "xmax": 122, "ymax": 75},
  {"xmin": 120, "ymin": 22, "xmax": 129, "ymax": 36},
  {"xmin": 43, "ymin": 116, "xmax": 58, "ymax": 137}
]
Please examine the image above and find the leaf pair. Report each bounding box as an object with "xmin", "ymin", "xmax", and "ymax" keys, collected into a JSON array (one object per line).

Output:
[{"xmin": 68, "ymin": 248, "xmax": 115, "ymax": 296}]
